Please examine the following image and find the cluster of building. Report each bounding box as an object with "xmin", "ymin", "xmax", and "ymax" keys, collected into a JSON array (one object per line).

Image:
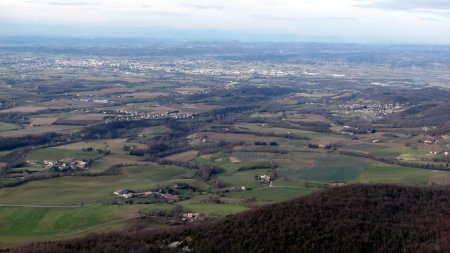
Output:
[
  {"xmin": 429, "ymin": 150, "xmax": 450, "ymax": 156},
  {"xmin": 423, "ymin": 138, "xmax": 436, "ymax": 145},
  {"xmin": 327, "ymin": 181, "xmax": 349, "ymax": 187},
  {"xmin": 44, "ymin": 158, "xmax": 88, "ymax": 171},
  {"xmin": 73, "ymin": 96, "xmax": 110, "ymax": 104},
  {"xmin": 2, "ymin": 53, "xmax": 332, "ymax": 83},
  {"xmin": 256, "ymin": 174, "xmax": 272, "ymax": 184},
  {"xmin": 99, "ymin": 109, "xmax": 192, "ymax": 122},
  {"xmin": 341, "ymin": 103, "xmax": 403, "ymax": 118},
  {"xmin": 113, "ymin": 189, "xmax": 179, "ymax": 201}
]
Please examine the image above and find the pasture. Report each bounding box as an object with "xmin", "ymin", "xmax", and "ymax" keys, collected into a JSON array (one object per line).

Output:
[
  {"xmin": 27, "ymin": 148, "xmax": 105, "ymax": 162},
  {"xmin": 0, "ymin": 204, "xmax": 174, "ymax": 248},
  {"xmin": 226, "ymin": 186, "xmax": 318, "ymax": 203},
  {"xmin": 0, "ymin": 122, "xmax": 22, "ymax": 131},
  {"xmin": 179, "ymin": 195, "xmax": 248, "ymax": 216},
  {"xmin": 356, "ymin": 165, "xmax": 433, "ymax": 185},
  {"xmin": 0, "ymin": 165, "xmax": 199, "ymax": 206},
  {"xmin": 273, "ymin": 152, "xmax": 434, "ymax": 185}
]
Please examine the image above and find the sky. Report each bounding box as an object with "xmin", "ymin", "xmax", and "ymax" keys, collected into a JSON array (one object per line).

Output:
[{"xmin": 0, "ymin": 0, "xmax": 449, "ymax": 44}]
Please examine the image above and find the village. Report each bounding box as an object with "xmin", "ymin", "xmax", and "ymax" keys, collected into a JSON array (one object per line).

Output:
[{"xmin": 340, "ymin": 103, "xmax": 404, "ymax": 118}]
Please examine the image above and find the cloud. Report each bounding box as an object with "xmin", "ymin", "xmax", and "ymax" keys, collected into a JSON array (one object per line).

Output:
[
  {"xmin": 358, "ymin": 0, "xmax": 450, "ymax": 11},
  {"xmin": 182, "ymin": 3, "xmax": 225, "ymax": 11},
  {"xmin": 251, "ymin": 14, "xmax": 371, "ymax": 22},
  {"xmin": 150, "ymin": 11, "xmax": 187, "ymax": 17},
  {"xmin": 250, "ymin": 14, "xmax": 299, "ymax": 21},
  {"xmin": 419, "ymin": 17, "xmax": 441, "ymax": 22},
  {"xmin": 1, "ymin": 0, "xmax": 449, "ymax": 44},
  {"xmin": 24, "ymin": 0, "xmax": 101, "ymax": 6}
]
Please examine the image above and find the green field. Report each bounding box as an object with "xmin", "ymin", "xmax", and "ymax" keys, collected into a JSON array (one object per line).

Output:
[
  {"xmin": 0, "ymin": 122, "xmax": 22, "ymax": 131},
  {"xmin": 56, "ymin": 139, "xmax": 141, "ymax": 155},
  {"xmin": 27, "ymin": 148, "xmax": 105, "ymax": 162},
  {"xmin": 274, "ymin": 152, "xmax": 433, "ymax": 185},
  {"xmin": 227, "ymin": 186, "xmax": 318, "ymax": 203},
  {"xmin": 0, "ymin": 204, "xmax": 174, "ymax": 248},
  {"xmin": 0, "ymin": 165, "xmax": 201, "ymax": 206},
  {"xmin": 180, "ymin": 196, "xmax": 248, "ymax": 216},
  {"xmin": 356, "ymin": 165, "xmax": 433, "ymax": 185},
  {"xmin": 218, "ymin": 169, "xmax": 274, "ymax": 189},
  {"xmin": 275, "ymin": 152, "xmax": 372, "ymax": 182},
  {"xmin": 231, "ymin": 152, "xmax": 275, "ymax": 162},
  {"xmin": 235, "ymin": 123, "xmax": 345, "ymax": 142}
]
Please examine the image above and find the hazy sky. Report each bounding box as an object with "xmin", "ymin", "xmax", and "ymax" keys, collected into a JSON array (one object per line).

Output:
[{"xmin": 1, "ymin": 0, "xmax": 449, "ymax": 43}]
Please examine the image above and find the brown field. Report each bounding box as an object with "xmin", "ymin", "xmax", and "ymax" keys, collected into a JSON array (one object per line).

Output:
[
  {"xmin": 175, "ymin": 87, "xmax": 206, "ymax": 94},
  {"xmin": 332, "ymin": 92, "xmax": 355, "ymax": 99},
  {"xmin": 153, "ymin": 105, "xmax": 178, "ymax": 114},
  {"xmin": 288, "ymin": 113, "xmax": 329, "ymax": 122},
  {"xmin": 55, "ymin": 114, "xmax": 106, "ymax": 125},
  {"xmin": 278, "ymin": 97, "xmax": 298, "ymax": 105},
  {"xmin": 125, "ymin": 92, "xmax": 168, "ymax": 99},
  {"xmin": 0, "ymin": 106, "xmax": 48, "ymax": 113},
  {"xmin": 229, "ymin": 156, "xmax": 242, "ymax": 163},
  {"xmin": 173, "ymin": 103, "xmax": 222, "ymax": 113},
  {"xmin": 272, "ymin": 158, "xmax": 316, "ymax": 168},
  {"xmin": 35, "ymin": 99, "xmax": 76, "ymax": 107},
  {"xmin": 197, "ymin": 132, "xmax": 281, "ymax": 142},
  {"xmin": 94, "ymin": 87, "xmax": 136, "ymax": 95},
  {"xmin": 294, "ymin": 92, "xmax": 336, "ymax": 98},
  {"xmin": 429, "ymin": 171, "xmax": 450, "ymax": 186},
  {"xmin": 164, "ymin": 150, "xmax": 199, "ymax": 162},
  {"xmin": 30, "ymin": 118, "xmax": 58, "ymax": 126},
  {"xmin": 0, "ymin": 125, "xmax": 81, "ymax": 137},
  {"xmin": 62, "ymin": 114, "xmax": 106, "ymax": 121},
  {"xmin": 123, "ymin": 77, "xmax": 148, "ymax": 83},
  {"xmin": 77, "ymin": 87, "xmax": 136, "ymax": 96},
  {"xmin": 105, "ymin": 154, "xmax": 150, "ymax": 165}
]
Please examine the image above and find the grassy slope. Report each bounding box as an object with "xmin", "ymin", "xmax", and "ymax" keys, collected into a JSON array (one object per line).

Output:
[
  {"xmin": 0, "ymin": 205, "xmax": 174, "ymax": 248},
  {"xmin": 0, "ymin": 122, "xmax": 22, "ymax": 131}
]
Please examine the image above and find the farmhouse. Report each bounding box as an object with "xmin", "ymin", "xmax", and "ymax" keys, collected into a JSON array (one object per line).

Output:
[
  {"xmin": 113, "ymin": 189, "xmax": 137, "ymax": 199},
  {"xmin": 113, "ymin": 189, "xmax": 177, "ymax": 200},
  {"xmin": 429, "ymin": 150, "xmax": 444, "ymax": 155},
  {"xmin": 47, "ymin": 158, "xmax": 88, "ymax": 171},
  {"xmin": 424, "ymin": 139, "xmax": 435, "ymax": 145},
  {"xmin": 259, "ymin": 174, "xmax": 271, "ymax": 183},
  {"xmin": 182, "ymin": 212, "xmax": 201, "ymax": 222},
  {"xmin": 113, "ymin": 189, "xmax": 130, "ymax": 196},
  {"xmin": 327, "ymin": 181, "xmax": 349, "ymax": 187}
]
